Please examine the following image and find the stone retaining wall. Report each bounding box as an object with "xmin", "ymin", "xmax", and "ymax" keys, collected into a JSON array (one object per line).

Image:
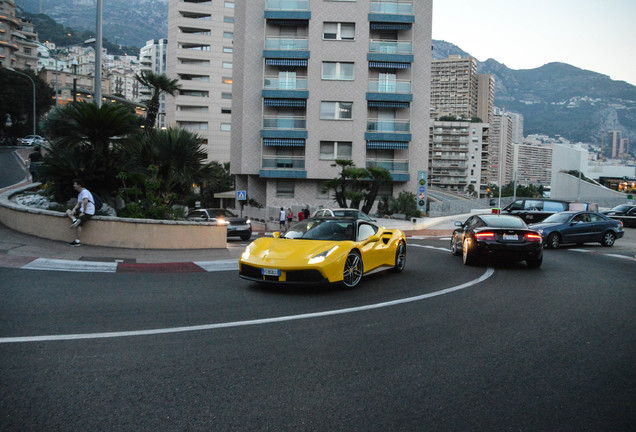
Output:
[{"xmin": 0, "ymin": 183, "xmax": 227, "ymax": 249}]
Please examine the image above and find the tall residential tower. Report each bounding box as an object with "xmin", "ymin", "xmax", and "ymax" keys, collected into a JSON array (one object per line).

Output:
[
  {"xmin": 166, "ymin": 0, "xmax": 235, "ymax": 161},
  {"xmin": 231, "ymin": 0, "xmax": 432, "ymax": 211}
]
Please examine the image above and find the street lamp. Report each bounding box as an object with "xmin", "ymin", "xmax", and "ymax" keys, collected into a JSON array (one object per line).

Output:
[
  {"xmin": 94, "ymin": 0, "xmax": 103, "ymax": 107},
  {"xmin": 6, "ymin": 67, "xmax": 36, "ymax": 137},
  {"xmin": 72, "ymin": 58, "xmax": 78, "ymax": 102}
]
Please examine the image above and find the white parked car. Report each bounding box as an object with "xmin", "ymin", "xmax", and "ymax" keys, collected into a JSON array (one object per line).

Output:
[{"xmin": 20, "ymin": 135, "xmax": 46, "ymax": 146}]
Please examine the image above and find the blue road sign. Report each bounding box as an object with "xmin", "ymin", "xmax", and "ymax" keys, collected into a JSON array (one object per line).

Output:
[{"xmin": 237, "ymin": 190, "xmax": 247, "ymax": 200}]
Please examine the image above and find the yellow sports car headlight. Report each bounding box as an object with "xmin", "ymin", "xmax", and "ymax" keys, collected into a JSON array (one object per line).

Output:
[
  {"xmin": 241, "ymin": 243, "xmax": 253, "ymax": 260},
  {"xmin": 308, "ymin": 246, "xmax": 339, "ymax": 264}
]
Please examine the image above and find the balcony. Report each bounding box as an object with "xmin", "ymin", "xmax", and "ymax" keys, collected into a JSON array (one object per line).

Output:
[
  {"xmin": 261, "ymin": 116, "xmax": 308, "ymax": 139},
  {"xmin": 260, "ymin": 156, "xmax": 307, "ymax": 179},
  {"xmin": 367, "ymin": 79, "xmax": 412, "ymax": 102},
  {"xmin": 264, "ymin": 37, "xmax": 310, "ymax": 60},
  {"xmin": 262, "ymin": 76, "xmax": 309, "ymax": 99},
  {"xmin": 368, "ymin": 40, "xmax": 413, "ymax": 63},
  {"xmin": 369, "ymin": 1, "xmax": 414, "ymax": 24},
  {"xmin": 365, "ymin": 119, "xmax": 411, "ymax": 142},
  {"xmin": 265, "ymin": 0, "xmax": 311, "ymax": 20},
  {"xmin": 367, "ymin": 158, "xmax": 409, "ymax": 181}
]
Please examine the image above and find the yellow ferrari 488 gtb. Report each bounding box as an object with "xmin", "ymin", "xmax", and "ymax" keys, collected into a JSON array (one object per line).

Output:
[{"xmin": 239, "ymin": 217, "xmax": 406, "ymax": 288}]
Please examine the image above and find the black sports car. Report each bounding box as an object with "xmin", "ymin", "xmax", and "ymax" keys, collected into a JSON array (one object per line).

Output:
[
  {"xmin": 602, "ymin": 204, "xmax": 636, "ymax": 228},
  {"xmin": 450, "ymin": 214, "xmax": 543, "ymax": 267},
  {"xmin": 187, "ymin": 208, "xmax": 252, "ymax": 240}
]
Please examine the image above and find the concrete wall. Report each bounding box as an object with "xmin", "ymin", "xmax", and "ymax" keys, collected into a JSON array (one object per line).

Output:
[{"xmin": 0, "ymin": 185, "xmax": 227, "ymax": 249}]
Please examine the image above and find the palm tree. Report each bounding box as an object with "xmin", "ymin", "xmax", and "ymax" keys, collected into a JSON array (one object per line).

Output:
[
  {"xmin": 39, "ymin": 101, "xmax": 142, "ymax": 200},
  {"xmin": 135, "ymin": 71, "xmax": 181, "ymax": 132}
]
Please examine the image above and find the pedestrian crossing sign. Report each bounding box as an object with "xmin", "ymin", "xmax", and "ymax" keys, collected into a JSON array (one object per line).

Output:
[{"xmin": 237, "ymin": 190, "xmax": 246, "ymax": 200}]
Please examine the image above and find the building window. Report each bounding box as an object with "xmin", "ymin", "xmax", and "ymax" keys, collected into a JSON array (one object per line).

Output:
[
  {"xmin": 180, "ymin": 90, "xmax": 209, "ymax": 97},
  {"xmin": 222, "ymin": 92, "xmax": 232, "ymax": 99},
  {"xmin": 222, "ymin": 77, "xmax": 232, "ymax": 84},
  {"xmin": 320, "ymin": 141, "xmax": 352, "ymax": 160},
  {"xmin": 223, "ymin": 62, "xmax": 232, "ymax": 69},
  {"xmin": 322, "ymin": 62, "xmax": 354, "ymax": 80},
  {"xmin": 178, "ymin": 121, "xmax": 208, "ymax": 130},
  {"xmin": 225, "ymin": 1, "xmax": 235, "ymax": 8},
  {"xmin": 223, "ymin": 46, "xmax": 233, "ymax": 53},
  {"xmin": 323, "ymin": 22, "xmax": 355, "ymax": 40},
  {"xmin": 223, "ymin": 31, "xmax": 233, "ymax": 39},
  {"xmin": 221, "ymin": 108, "xmax": 231, "ymax": 114},
  {"xmin": 221, "ymin": 123, "xmax": 231, "ymax": 131},
  {"xmin": 224, "ymin": 16, "xmax": 234, "ymax": 23},
  {"xmin": 177, "ymin": 105, "xmax": 209, "ymax": 112},
  {"xmin": 320, "ymin": 102, "xmax": 352, "ymax": 120},
  {"xmin": 276, "ymin": 181, "xmax": 294, "ymax": 198}
]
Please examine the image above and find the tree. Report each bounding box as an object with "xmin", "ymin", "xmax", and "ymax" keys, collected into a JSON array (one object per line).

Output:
[
  {"xmin": 0, "ymin": 68, "xmax": 54, "ymax": 137},
  {"xmin": 38, "ymin": 101, "xmax": 142, "ymax": 200},
  {"xmin": 323, "ymin": 160, "xmax": 392, "ymax": 212},
  {"xmin": 135, "ymin": 71, "xmax": 180, "ymax": 131}
]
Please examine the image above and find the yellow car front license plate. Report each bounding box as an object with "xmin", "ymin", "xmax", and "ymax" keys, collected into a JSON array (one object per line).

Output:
[{"xmin": 262, "ymin": 268, "xmax": 281, "ymax": 276}]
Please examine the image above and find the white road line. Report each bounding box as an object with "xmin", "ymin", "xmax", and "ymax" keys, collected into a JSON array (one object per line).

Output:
[
  {"xmin": 0, "ymin": 268, "xmax": 495, "ymax": 344},
  {"xmin": 570, "ymin": 249, "xmax": 593, "ymax": 253},
  {"xmin": 604, "ymin": 254, "xmax": 636, "ymax": 261},
  {"xmin": 194, "ymin": 259, "xmax": 239, "ymax": 272},
  {"xmin": 21, "ymin": 258, "xmax": 118, "ymax": 273}
]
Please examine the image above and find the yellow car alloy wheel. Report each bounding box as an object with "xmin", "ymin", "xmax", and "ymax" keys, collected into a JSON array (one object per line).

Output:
[{"xmin": 342, "ymin": 250, "xmax": 363, "ymax": 288}]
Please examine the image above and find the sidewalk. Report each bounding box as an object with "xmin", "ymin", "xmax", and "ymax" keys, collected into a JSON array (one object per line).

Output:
[{"xmin": 0, "ymin": 216, "xmax": 458, "ymax": 272}]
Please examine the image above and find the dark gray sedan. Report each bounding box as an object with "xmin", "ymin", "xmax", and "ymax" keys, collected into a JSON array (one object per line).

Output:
[
  {"xmin": 187, "ymin": 208, "xmax": 252, "ymax": 240},
  {"xmin": 529, "ymin": 211, "xmax": 624, "ymax": 249}
]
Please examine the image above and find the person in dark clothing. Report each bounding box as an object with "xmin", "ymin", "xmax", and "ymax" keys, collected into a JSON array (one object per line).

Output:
[
  {"xmin": 28, "ymin": 146, "xmax": 43, "ymax": 182},
  {"xmin": 303, "ymin": 206, "xmax": 310, "ymax": 219}
]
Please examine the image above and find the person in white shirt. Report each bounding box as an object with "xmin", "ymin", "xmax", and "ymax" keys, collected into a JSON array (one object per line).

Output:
[
  {"xmin": 65, "ymin": 178, "xmax": 95, "ymax": 247},
  {"xmin": 279, "ymin": 207, "xmax": 286, "ymax": 230}
]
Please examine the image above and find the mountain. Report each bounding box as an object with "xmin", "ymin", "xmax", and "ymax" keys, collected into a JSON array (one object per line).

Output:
[
  {"xmin": 432, "ymin": 41, "xmax": 636, "ymax": 149},
  {"xmin": 16, "ymin": 0, "xmax": 168, "ymax": 48}
]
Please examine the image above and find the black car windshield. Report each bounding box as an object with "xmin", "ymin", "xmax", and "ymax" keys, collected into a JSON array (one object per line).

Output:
[
  {"xmin": 542, "ymin": 213, "xmax": 573, "ymax": 223},
  {"xmin": 208, "ymin": 209, "xmax": 237, "ymax": 218},
  {"xmin": 481, "ymin": 215, "xmax": 527, "ymax": 228},
  {"xmin": 283, "ymin": 219, "xmax": 354, "ymax": 241}
]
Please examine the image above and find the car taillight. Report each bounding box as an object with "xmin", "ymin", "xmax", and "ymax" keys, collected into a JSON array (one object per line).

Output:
[
  {"xmin": 525, "ymin": 233, "xmax": 542, "ymax": 242},
  {"xmin": 474, "ymin": 232, "xmax": 495, "ymax": 240}
]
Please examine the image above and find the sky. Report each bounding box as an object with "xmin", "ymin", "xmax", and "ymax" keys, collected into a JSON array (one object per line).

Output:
[{"xmin": 432, "ymin": 0, "xmax": 636, "ymax": 86}]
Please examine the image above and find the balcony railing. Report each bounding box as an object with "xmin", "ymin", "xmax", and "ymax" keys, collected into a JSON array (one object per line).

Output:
[
  {"xmin": 370, "ymin": 1, "xmax": 413, "ymax": 15},
  {"xmin": 263, "ymin": 77, "xmax": 308, "ymax": 90},
  {"xmin": 262, "ymin": 116, "xmax": 306, "ymax": 130},
  {"xmin": 369, "ymin": 40, "xmax": 412, "ymax": 55},
  {"xmin": 366, "ymin": 158, "xmax": 409, "ymax": 173},
  {"xmin": 367, "ymin": 119, "xmax": 410, "ymax": 133},
  {"xmin": 368, "ymin": 79, "xmax": 411, "ymax": 93},
  {"xmin": 266, "ymin": 0, "xmax": 310, "ymax": 11},
  {"xmin": 262, "ymin": 156, "xmax": 305, "ymax": 170},
  {"xmin": 265, "ymin": 37, "xmax": 309, "ymax": 51}
]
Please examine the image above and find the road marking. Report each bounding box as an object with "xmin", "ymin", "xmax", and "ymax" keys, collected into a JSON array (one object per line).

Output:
[
  {"xmin": 21, "ymin": 258, "xmax": 118, "ymax": 273},
  {"xmin": 570, "ymin": 249, "xmax": 592, "ymax": 253},
  {"xmin": 410, "ymin": 244, "xmax": 450, "ymax": 253},
  {"xmin": 0, "ymin": 268, "xmax": 495, "ymax": 344}
]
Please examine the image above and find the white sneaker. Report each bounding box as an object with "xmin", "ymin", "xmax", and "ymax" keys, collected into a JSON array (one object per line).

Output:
[
  {"xmin": 70, "ymin": 219, "xmax": 80, "ymax": 228},
  {"xmin": 68, "ymin": 240, "xmax": 81, "ymax": 247}
]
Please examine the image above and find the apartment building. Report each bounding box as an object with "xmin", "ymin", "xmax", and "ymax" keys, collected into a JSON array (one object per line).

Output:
[
  {"xmin": 429, "ymin": 121, "xmax": 489, "ymax": 196},
  {"xmin": 139, "ymin": 38, "xmax": 168, "ymax": 126},
  {"xmin": 513, "ymin": 143, "xmax": 552, "ymax": 186},
  {"xmin": 488, "ymin": 113, "xmax": 514, "ymax": 186},
  {"xmin": 0, "ymin": 0, "xmax": 38, "ymax": 70},
  {"xmin": 231, "ymin": 0, "xmax": 432, "ymax": 211},
  {"xmin": 166, "ymin": 0, "xmax": 235, "ymax": 162},
  {"xmin": 430, "ymin": 55, "xmax": 479, "ymax": 120},
  {"xmin": 477, "ymin": 74, "xmax": 494, "ymax": 123}
]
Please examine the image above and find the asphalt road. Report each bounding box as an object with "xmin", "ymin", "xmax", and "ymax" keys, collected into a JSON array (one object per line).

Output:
[
  {"xmin": 1, "ymin": 237, "xmax": 634, "ymax": 431},
  {"xmin": 0, "ymin": 147, "xmax": 29, "ymax": 187}
]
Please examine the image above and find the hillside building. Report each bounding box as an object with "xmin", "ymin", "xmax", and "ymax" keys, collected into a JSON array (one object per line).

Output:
[
  {"xmin": 512, "ymin": 143, "xmax": 552, "ymax": 186},
  {"xmin": 429, "ymin": 121, "xmax": 489, "ymax": 196},
  {"xmin": 231, "ymin": 0, "xmax": 432, "ymax": 211},
  {"xmin": 488, "ymin": 113, "xmax": 514, "ymax": 186},
  {"xmin": 166, "ymin": 0, "xmax": 235, "ymax": 162},
  {"xmin": 139, "ymin": 38, "xmax": 168, "ymax": 127},
  {"xmin": 477, "ymin": 74, "xmax": 494, "ymax": 123},
  {"xmin": 0, "ymin": 0, "xmax": 38, "ymax": 70}
]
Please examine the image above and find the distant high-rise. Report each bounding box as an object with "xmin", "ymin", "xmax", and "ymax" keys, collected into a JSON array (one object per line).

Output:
[
  {"xmin": 477, "ymin": 74, "xmax": 494, "ymax": 123},
  {"xmin": 166, "ymin": 0, "xmax": 235, "ymax": 162},
  {"xmin": 231, "ymin": 0, "xmax": 432, "ymax": 210},
  {"xmin": 489, "ymin": 114, "xmax": 514, "ymax": 186},
  {"xmin": 139, "ymin": 39, "xmax": 168, "ymax": 127}
]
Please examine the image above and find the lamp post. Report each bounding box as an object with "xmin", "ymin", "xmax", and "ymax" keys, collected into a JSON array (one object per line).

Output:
[
  {"xmin": 94, "ymin": 0, "xmax": 103, "ymax": 107},
  {"xmin": 72, "ymin": 58, "xmax": 78, "ymax": 102},
  {"xmin": 7, "ymin": 67, "xmax": 36, "ymax": 137}
]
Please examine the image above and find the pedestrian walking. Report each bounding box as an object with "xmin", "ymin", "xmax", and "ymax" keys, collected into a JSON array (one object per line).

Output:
[{"xmin": 279, "ymin": 207, "xmax": 286, "ymax": 230}]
